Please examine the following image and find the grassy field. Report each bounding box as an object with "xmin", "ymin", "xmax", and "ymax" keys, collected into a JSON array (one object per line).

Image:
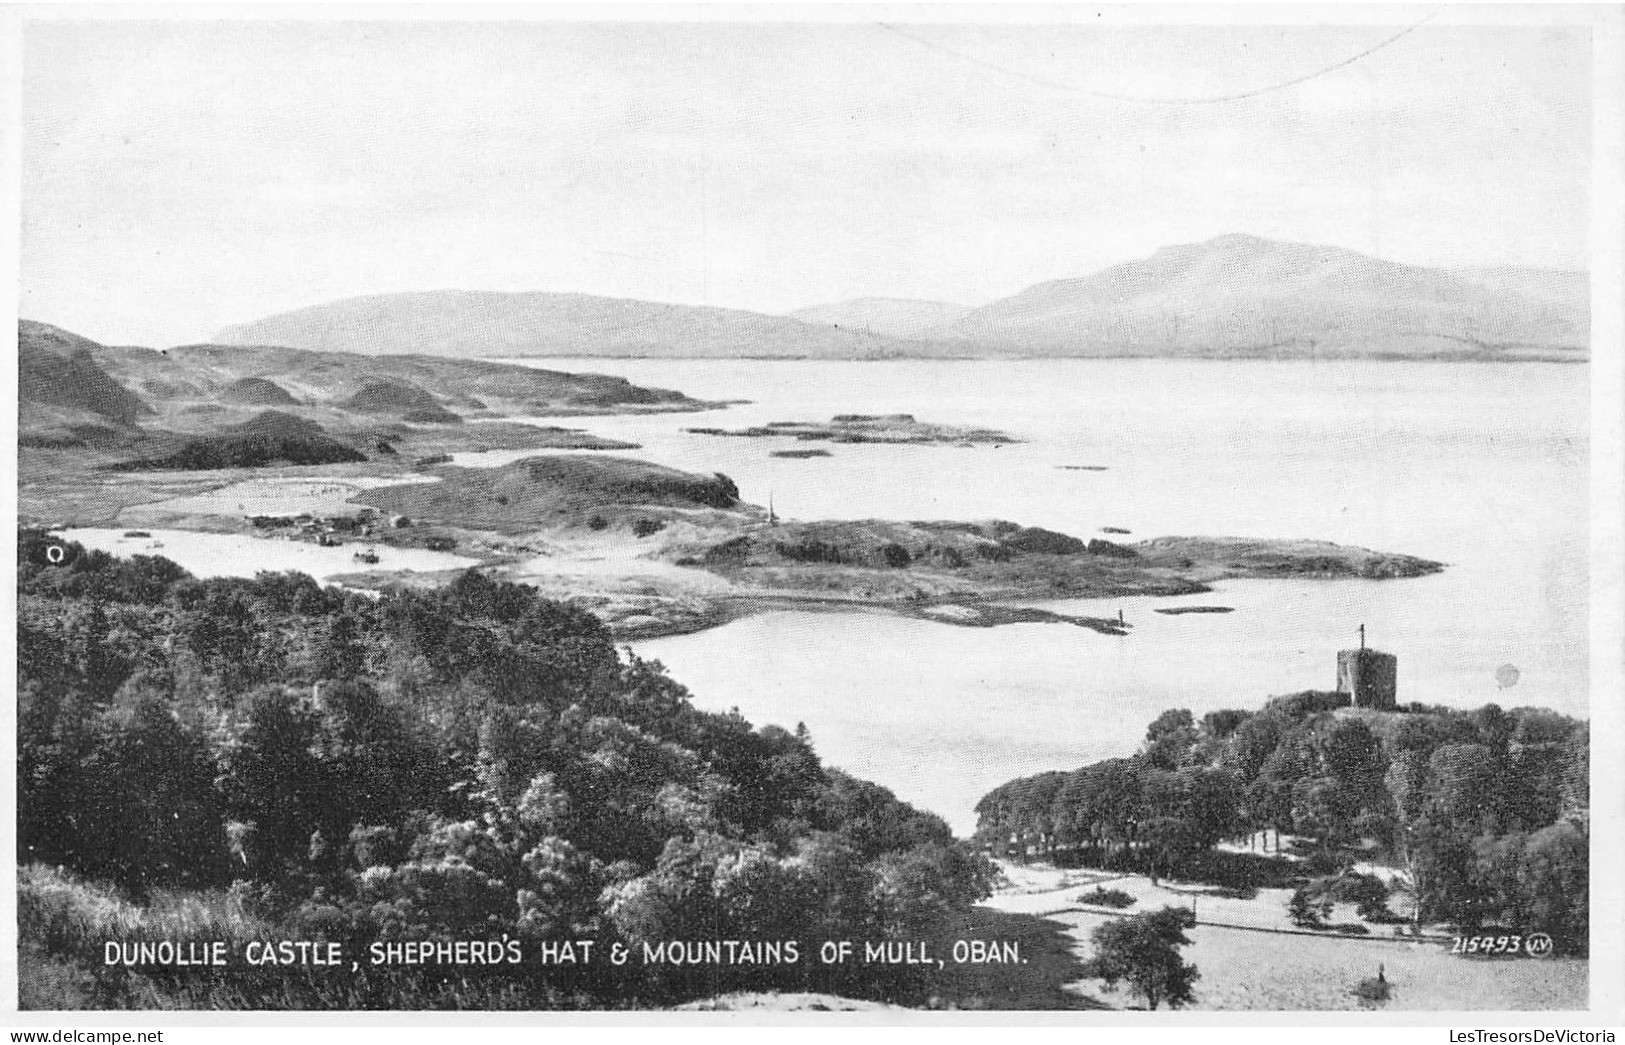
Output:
[{"xmin": 125, "ymin": 474, "xmax": 438, "ymax": 521}]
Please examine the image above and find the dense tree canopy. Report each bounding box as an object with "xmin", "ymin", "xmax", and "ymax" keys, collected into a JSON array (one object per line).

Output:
[
  {"xmin": 17, "ymin": 530, "xmax": 993, "ymax": 1007},
  {"xmin": 976, "ymin": 688, "xmax": 1588, "ymax": 953}
]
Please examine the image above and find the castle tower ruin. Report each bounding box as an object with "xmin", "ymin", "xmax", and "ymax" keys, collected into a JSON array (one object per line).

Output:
[{"xmin": 1337, "ymin": 629, "xmax": 1397, "ymax": 710}]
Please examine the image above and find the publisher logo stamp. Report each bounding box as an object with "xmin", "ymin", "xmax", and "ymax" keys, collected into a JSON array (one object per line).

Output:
[{"xmin": 1524, "ymin": 933, "xmax": 1555, "ymax": 958}]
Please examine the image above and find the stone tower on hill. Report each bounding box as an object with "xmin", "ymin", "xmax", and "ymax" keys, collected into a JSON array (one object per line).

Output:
[{"xmin": 1337, "ymin": 625, "xmax": 1397, "ymax": 710}]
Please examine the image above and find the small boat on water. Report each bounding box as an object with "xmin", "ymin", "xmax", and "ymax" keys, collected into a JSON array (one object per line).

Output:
[{"xmin": 353, "ymin": 548, "xmax": 381, "ymax": 565}]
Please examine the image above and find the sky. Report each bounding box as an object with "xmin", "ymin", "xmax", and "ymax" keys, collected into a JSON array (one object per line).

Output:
[{"xmin": 18, "ymin": 10, "xmax": 1596, "ymax": 347}]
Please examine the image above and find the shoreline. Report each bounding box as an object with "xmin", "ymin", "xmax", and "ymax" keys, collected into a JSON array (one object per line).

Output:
[
  {"xmin": 40, "ymin": 486, "xmax": 1444, "ymax": 642},
  {"xmin": 27, "ymin": 441, "xmax": 1448, "ymax": 643}
]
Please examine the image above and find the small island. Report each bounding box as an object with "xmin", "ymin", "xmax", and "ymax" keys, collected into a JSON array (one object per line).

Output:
[{"xmin": 687, "ymin": 413, "xmax": 1019, "ymax": 446}]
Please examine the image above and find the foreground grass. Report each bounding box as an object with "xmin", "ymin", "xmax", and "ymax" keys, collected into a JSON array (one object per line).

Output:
[
  {"xmin": 17, "ymin": 865, "xmax": 579, "ymax": 1010},
  {"xmin": 20, "ymin": 865, "xmax": 1106, "ymax": 1011}
]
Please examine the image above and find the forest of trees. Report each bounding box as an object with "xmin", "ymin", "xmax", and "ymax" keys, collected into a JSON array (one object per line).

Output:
[
  {"xmin": 975, "ymin": 692, "xmax": 1589, "ymax": 954},
  {"xmin": 16, "ymin": 530, "xmax": 992, "ymax": 1008}
]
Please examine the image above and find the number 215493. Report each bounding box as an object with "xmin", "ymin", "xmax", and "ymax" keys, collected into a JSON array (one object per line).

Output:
[{"xmin": 1451, "ymin": 933, "xmax": 1554, "ymax": 957}]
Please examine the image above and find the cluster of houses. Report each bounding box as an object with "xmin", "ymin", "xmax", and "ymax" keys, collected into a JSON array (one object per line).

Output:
[{"xmin": 246, "ymin": 508, "xmax": 418, "ymax": 547}]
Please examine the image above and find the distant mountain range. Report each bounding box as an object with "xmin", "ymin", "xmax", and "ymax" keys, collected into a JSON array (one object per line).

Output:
[
  {"xmin": 215, "ymin": 290, "xmax": 911, "ymax": 361},
  {"xmin": 940, "ymin": 233, "xmax": 1587, "ymax": 359},
  {"xmin": 213, "ymin": 235, "xmax": 1588, "ymax": 361}
]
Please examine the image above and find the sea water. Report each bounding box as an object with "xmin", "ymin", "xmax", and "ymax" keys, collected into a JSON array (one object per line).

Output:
[{"xmin": 505, "ymin": 357, "xmax": 1587, "ymax": 834}]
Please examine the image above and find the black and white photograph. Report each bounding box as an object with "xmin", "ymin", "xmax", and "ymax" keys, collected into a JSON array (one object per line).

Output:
[{"xmin": 9, "ymin": 4, "xmax": 1621, "ymax": 1021}]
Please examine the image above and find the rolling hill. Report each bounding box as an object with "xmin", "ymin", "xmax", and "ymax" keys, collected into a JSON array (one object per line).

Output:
[
  {"xmin": 942, "ymin": 234, "xmax": 1588, "ymax": 359},
  {"xmin": 17, "ymin": 319, "xmax": 711, "ymax": 469},
  {"xmin": 19, "ymin": 321, "xmax": 153, "ymax": 424},
  {"xmin": 89, "ymin": 341, "xmax": 703, "ymax": 416},
  {"xmin": 222, "ymin": 376, "xmax": 299, "ymax": 406},
  {"xmin": 111, "ymin": 410, "xmax": 368, "ymax": 471},
  {"xmin": 356, "ymin": 455, "xmax": 742, "ymax": 533},
  {"xmin": 214, "ymin": 290, "xmax": 915, "ymax": 360}
]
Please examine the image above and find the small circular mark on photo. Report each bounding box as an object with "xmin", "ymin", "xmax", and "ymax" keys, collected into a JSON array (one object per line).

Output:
[
  {"xmin": 1495, "ymin": 663, "xmax": 1520, "ymax": 690},
  {"xmin": 45, "ymin": 545, "xmax": 66, "ymax": 565}
]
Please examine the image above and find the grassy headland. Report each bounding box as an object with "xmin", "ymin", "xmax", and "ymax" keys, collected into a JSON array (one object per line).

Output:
[{"xmin": 339, "ymin": 455, "xmax": 1443, "ymax": 638}]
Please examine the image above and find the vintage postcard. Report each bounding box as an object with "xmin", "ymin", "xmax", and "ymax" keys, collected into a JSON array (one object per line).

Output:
[{"xmin": 7, "ymin": 3, "xmax": 1622, "ymax": 1028}]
